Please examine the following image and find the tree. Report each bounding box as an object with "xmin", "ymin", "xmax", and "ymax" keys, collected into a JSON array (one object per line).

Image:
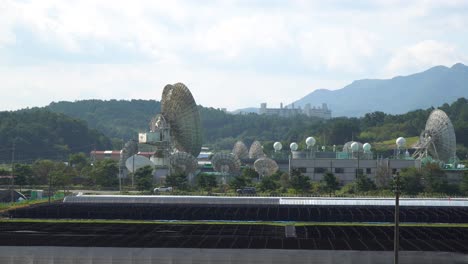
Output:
[
  {"xmin": 259, "ymin": 175, "xmax": 279, "ymax": 192},
  {"xmin": 290, "ymin": 169, "xmax": 310, "ymax": 193},
  {"xmin": 242, "ymin": 167, "xmax": 259, "ymax": 180},
  {"xmin": 165, "ymin": 172, "xmax": 188, "ymax": 191},
  {"xmin": 69, "ymin": 152, "xmax": 89, "ymax": 172},
  {"xmin": 32, "ymin": 160, "xmax": 56, "ymax": 185},
  {"xmin": 355, "ymin": 173, "xmax": 376, "ymax": 192},
  {"xmin": 422, "ymin": 163, "xmax": 449, "ymax": 193},
  {"xmin": 399, "ymin": 168, "xmax": 423, "ymax": 195},
  {"xmin": 13, "ymin": 163, "xmax": 33, "ymax": 190},
  {"xmin": 196, "ymin": 173, "xmax": 218, "ymax": 192},
  {"xmin": 321, "ymin": 172, "xmax": 339, "ymax": 196},
  {"xmin": 134, "ymin": 165, "xmax": 153, "ymax": 192},
  {"xmin": 229, "ymin": 175, "xmax": 252, "ymax": 190},
  {"xmin": 90, "ymin": 159, "xmax": 119, "ymax": 187},
  {"xmin": 279, "ymin": 172, "xmax": 290, "ymax": 189},
  {"xmin": 460, "ymin": 171, "xmax": 468, "ymax": 195}
]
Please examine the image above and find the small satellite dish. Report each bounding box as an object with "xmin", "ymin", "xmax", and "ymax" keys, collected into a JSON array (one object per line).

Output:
[
  {"xmin": 290, "ymin": 142, "xmax": 298, "ymax": 151},
  {"xmin": 396, "ymin": 137, "xmax": 406, "ymax": 148},
  {"xmin": 273, "ymin": 142, "xmax": 283, "ymax": 151},
  {"xmin": 306, "ymin": 137, "xmax": 316, "ymax": 147},
  {"xmin": 125, "ymin": 155, "xmax": 154, "ymax": 173}
]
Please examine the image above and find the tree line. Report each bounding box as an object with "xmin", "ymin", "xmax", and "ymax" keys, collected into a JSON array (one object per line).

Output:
[
  {"xmin": 0, "ymin": 108, "xmax": 111, "ymax": 162},
  {"xmin": 46, "ymin": 98, "xmax": 468, "ymax": 159}
]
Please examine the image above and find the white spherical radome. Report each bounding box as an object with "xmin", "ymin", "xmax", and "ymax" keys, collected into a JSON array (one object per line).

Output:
[
  {"xmin": 396, "ymin": 137, "xmax": 406, "ymax": 147},
  {"xmin": 290, "ymin": 142, "xmax": 298, "ymax": 151},
  {"xmin": 305, "ymin": 137, "xmax": 316, "ymax": 147},
  {"xmin": 363, "ymin": 143, "xmax": 372, "ymax": 152},
  {"xmin": 350, "ymin": 142, "xmax": 359, "ymax": 152},
  {"xmin": 273, "ymin": 142, "xmax": 283, "ymax": 151}
]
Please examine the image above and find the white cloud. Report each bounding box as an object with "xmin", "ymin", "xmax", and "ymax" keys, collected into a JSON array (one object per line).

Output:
[
  {"xmin": 298, "ymin": 27, "xmax": 378, "ymax": 73},
  {"xmin": 0, "ymin": 0, "xmax": 468, "ymax": 111},
  {"xmin": 0, "ymin": 62, "xmax": 347, "ymax": 111},
  {"xmin": 384, "ymin": 40, "xmax": 468, "ymax": 76}
]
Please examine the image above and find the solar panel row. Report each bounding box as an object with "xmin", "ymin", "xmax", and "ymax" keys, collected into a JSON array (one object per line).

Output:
[{"xmin": 9, "ymin": 203, "xmax": 468, "ymax": 223}]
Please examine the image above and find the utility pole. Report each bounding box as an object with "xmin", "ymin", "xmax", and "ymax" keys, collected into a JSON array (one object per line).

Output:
[
  {"xmin": 393, "ymin": 172, "xmax": 401, "ymax": 264},
  {"xmin": 10, "ymin": 140, "xmax": 16, "ymax": 203}
]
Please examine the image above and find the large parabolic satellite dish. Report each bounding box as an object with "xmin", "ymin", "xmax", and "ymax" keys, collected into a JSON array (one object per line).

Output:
[
  {"xmin": 412, "ymin": 109, "xmax": 456, "ymax": 163},
  {"xmin": 161, "ymin": 83, "xmax": 202, "ymax": 157}
]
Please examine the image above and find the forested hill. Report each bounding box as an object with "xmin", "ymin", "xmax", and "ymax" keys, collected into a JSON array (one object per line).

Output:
[
  {"xmin": 48, "ymin": 99, "xmax": 160, "ymax": 144},
  {"xmin": 0, "ymin": 108, "xmax": 111, "ymax": 163},
  {"xmin": 46, "ymin": 98, "xmax": 468, "ymax": 158}
]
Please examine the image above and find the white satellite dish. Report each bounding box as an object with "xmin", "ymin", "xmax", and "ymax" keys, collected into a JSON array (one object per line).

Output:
[{"xmin": 125, "ymin": 154, "xmax": 154, "ymax": 173}]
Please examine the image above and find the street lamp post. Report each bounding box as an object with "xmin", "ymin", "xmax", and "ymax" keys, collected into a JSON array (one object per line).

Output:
[{"xmin": 393, "ymin": 172, "xmax": 401, "ymax": 264}]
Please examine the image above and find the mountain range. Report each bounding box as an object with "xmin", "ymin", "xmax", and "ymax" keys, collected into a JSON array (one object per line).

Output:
[{"xmin": 234, "ymin": 63, "xmax": 468, "ymax": 117}]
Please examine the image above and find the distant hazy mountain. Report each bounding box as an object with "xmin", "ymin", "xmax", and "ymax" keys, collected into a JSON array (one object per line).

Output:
[
  {"xmin": 290, "ymin": 63, "xmax": 468, "ymax": 117},
  {"xmin": 231, "ymin": 107, "xmax": 258, "ymax": 114}
]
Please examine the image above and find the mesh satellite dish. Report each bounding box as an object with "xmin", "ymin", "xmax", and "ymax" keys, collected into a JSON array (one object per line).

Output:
[
  {"xmin": 125, "ymin": 154, "xmax": 154, "ymax": 173},
  {"xmin": 161, "ymin": 83, "xmax": 202, "ymax": 157},
  {"xmin": 211, "ymin": 153, "xmax": 241, "ymax": 175},
  {"xmin": 249, "ymin": 140, "xmax": 265, "ymax": 159},
  {"xmin": 254, "ymin": 157, "xmax": 279, "ymax": 177},
  {"xmin": 169, "ymin": 151, "xmax": 198, "ymax": 175},
  {"xmin": 412, "ymin": 109, "xmax": 456, "ymax": 163},
  {"xmin": 232, "ymin": 141, "xmax": 249, "ymax": 159}
]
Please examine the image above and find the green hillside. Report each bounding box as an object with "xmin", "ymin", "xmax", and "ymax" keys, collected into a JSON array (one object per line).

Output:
[
  {"xmin": 0, "ymin": 108, "xmax": 111, "ymax": 163},
  {"xmin": 46, "ymin": 98, "xmax": 468, "ymax": 158}
]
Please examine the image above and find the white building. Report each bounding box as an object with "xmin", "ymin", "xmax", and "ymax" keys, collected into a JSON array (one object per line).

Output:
[{"xmin": 259, "ymin": 102, "xmax": 331, "ymax": 119}]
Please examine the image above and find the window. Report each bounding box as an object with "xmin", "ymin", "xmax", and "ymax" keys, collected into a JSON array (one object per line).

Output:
[
  {"xmin": 334, "ymin": 168, "xmax": 344, "ymax": 174},
  {"xmin": 314, "ymin": 168, "xmax": 327, "ymax": 173},
  {"xmin": 366, "ymin": 168, "xmax": 372, "ymax": 174}
]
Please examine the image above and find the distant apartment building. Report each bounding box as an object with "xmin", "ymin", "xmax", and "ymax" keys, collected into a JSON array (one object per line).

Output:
[{"xmin": 259, "ymin": 102, "xmax": 332, "ymax": 119}]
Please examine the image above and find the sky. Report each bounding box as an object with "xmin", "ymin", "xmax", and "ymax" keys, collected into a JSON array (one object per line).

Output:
[{"xmin": 0, "ymin": 0, "xmax": 467, "ymax": 111}]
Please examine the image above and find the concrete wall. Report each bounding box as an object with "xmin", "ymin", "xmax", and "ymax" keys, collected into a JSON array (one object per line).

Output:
[
  {"xmin": 290, "ymin": 158, "xmax": 420, "ymax": 184},
  {"xmin": 0, "ymin": 247, "xmax": 465, "ymax": 264}
]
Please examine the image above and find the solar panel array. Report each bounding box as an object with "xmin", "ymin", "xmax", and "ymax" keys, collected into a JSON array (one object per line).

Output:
[
  {"xmin": 9, "ymin": 203, "xmax": 468, "ymax": 223},
  {"xmin": 0, "ymin": 222, "xmax": 466, "ymax": 253}
]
